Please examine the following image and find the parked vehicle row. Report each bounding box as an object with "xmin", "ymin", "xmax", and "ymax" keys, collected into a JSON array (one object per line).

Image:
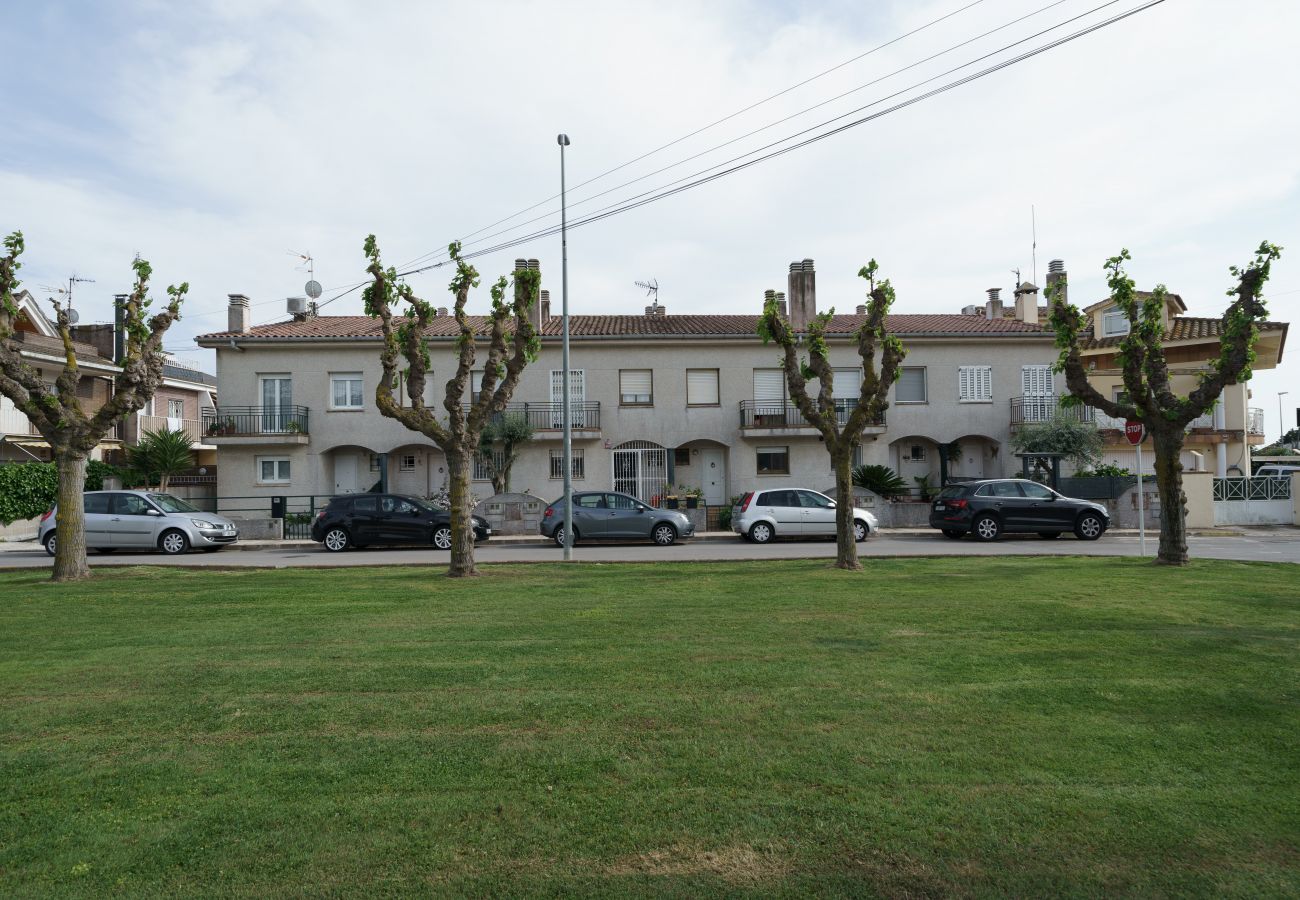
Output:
[{"xmin": 40, "ymin": 491, "xmax": 239, "ymax": 556}]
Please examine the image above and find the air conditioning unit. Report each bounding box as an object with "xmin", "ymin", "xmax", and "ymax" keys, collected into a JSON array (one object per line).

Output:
[{"xmin": 286, "ymin": 296, "xmax": 307, "ymax": 315}]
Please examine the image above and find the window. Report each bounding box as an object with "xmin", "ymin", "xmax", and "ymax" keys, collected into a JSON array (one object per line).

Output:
[
  {"xmin": 896, "ymin": 367, "xmax": 927, "ymax": 403},
  {"xmin": 352, "ymin": 496, "xmax": 377, "ymax": 513},
  {"xmin": 686, "ymin": 369, "xmax": 720, "ymax": 406},
  {"xmin": 167, "ymin": 398, "xmax": 185, "ymax": 419},
  {"xmin": 1020, "ymin": 482, "xmax": 1054, "ymax": 500},
  {"xmin": 400, "ymin": 454, "xmax": 417, "ymax": 472},
  {"xmin": 958, "ymin": 365, "xmax": 992, "ymax": 402},
  {"xmin": 549, "ymin": 449, "xmax": 585, "ymax": 479},
  {"xmin": 906, "ymin": 444, "xmax": 927, "ymax": 462},
  {"xmin": 606, "ymin": 493, "xmax": 640, "ymax": 509},
  {"xmin": 576, "ymin": 493, "xmax": 605, "ymax": 509},
  {"xmin": 257, "ymin": 457, "xmax": 291, "ymax": 484},
  {"xmin": 619, "ymin": 369, "xmax": 653, "ymax": 406},
  {"xmin": 797, "ymin": 490, "xmax": 832, "ymax": 508},
  {"xmin": 84, "ymin": 494, "xmax": 111, "ymax": 515},
  {"xmin": 1102, "ymin": 309, "xmax": 1130, "ymax": 337},
  {"xmin": 473, "ymin": 450, "xmax": 504, "ymax": 481},
  {"xmin": 753, "ymin": 369, "xmax": 786, "ymax": 401},
  {"xmin": 756, "ymin": 446, "xmax": 789, "ymax": 475},
  {"xmin": 369, "ymin": 453, "xmax": 382, "ymax": 472},
  {"xmin": 141, "ymin": 396, "xmax": 155, "ymax": 417},
  {"xmin": 113, "ymin": 494, "xmax": 153, "ymax": 515},
  {"xmin": 381, "ymin": 496, "xmax": 418, "ymax": 514},
  {"xmin": 330, "ymin": 373, "xmax": 363, "ymax": 409},
  {"xmin": 831, "ymin": 367, "xmax": 861, "ymax": 400},
  {"xmin": 757, "ymin": 489, "xmax": 798, "ymax": 507},
  {"xmin": 673, "ymin": 447, "xmax": 691, "ymax": 467}
]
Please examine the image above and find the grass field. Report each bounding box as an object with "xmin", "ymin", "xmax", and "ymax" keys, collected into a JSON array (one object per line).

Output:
[{"xmin": 1, "ymin": 558, "xmax": 1298, "ymax": 897}]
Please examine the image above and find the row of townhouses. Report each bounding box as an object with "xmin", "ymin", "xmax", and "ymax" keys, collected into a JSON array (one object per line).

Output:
[{"xmin": 194, "ymin": 258, "xmax": 1286, "ymax": 507}]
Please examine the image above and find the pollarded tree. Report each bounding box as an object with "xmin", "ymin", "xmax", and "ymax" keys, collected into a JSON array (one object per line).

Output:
[
  {"xmin": 0, "ymin": 231, "xmax": 186, "ymax": 581},
  {"xmin": 757, "ymin": 260, "xmax": 905, "ymax": 570},
  {"xmin": 1047, "ymin": 242, "xmax": 1282, "ymax": 565},
  {"xmin": 363, "ymin": 237, "xmax": 539, "ymax": 577},
  {"xmin": 478, "ymin": 412, "xmax": 534, "ymax": 496}
]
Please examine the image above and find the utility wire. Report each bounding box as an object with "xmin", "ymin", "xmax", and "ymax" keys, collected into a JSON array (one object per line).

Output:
[{"xmin": 395, "ymin": 0, "xmax": 990, "ymax": 271}]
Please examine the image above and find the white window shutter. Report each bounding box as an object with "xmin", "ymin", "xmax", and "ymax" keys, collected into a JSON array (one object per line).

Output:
[
  {"xmin": 753, "ymin": 369, "xmax": 786, "ymax": 401},
  {"xmin": 896, "ymin": 367, "xmax": 926, "ymax": 402},
  {"xmin": 687, "ymin": 370, "xmax": 719, "ymax": 405}
]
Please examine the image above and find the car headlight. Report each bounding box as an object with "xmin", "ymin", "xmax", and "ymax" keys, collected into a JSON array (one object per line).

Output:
[{"xmin": 191, "ymin": 519, "xmax": 217, "ymax": 529}]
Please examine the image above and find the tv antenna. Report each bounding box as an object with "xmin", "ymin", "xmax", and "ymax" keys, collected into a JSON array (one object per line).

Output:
[
  {"xmin": 41, "ymin": 274, "xmax": 95, "ymax": 324},
  {"xmin": 290, "ymin": 250, "xmax": 322, "ymax": 300},
  {"xmin": 635, "ymin": 277, "xmax": 659, "ymax": 307}
]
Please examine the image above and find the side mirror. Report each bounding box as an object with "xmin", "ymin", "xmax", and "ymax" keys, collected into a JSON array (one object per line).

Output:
[
  {"xmin": 636, "ymin": 505, "xmax": 647, "ymax": 512},
  {"xmin": 147, "ymin": 509, "xmax": 163, "ymax": 516},
  {"xmin": 827, "ymin": 501, "xmax": 836, "ymax": 509}
]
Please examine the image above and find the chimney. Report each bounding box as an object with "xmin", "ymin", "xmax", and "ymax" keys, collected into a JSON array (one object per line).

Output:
[
  {"xmin": 517, "ymin": 259, "xmax": 543, "ymax": 332},
  {"xmin": 984, "ymin": 287, "xmax": 1003, "ymax": 321},
  {"xmin": 1045, "ymin": 259, "xmax": 1067, "ymax": 310},
  {"xmin": 228, "ymin": 294, "xmax": 250, "ymax": 333},
  {"xmin": 802, "ymin": 258, "xmax": 816, "ymax": 324},
  {"xmin": 539, "ymin": 289, "xmax": 550, "ymax": 322},
  {"xmin": 1013, "ymin": 280, "xmax": 1040, "ymax": 324},
  {"xmin": 775, "ymin": 291, "xmax": 787, "ymax": 319},
  {"xmin": 437, "ymin": 307, "xmax": 448, "ymax": 317},
  {"xmin": 788, "ymin": 260, "xmax": 817, "ymax": 331},
  {"xmin": 856, "ymin": 304, "xmax": 868, "ymax": 316}
]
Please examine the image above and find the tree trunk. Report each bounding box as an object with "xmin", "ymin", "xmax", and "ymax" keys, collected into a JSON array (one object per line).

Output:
[
  {"xmin": 446, "ymin": 448, "xmax": 479, "ymax": 577},
  {"xmin": 1151, "ymin": 427, "xmax": 1188, "ymax": 566},
  {"xmin": 52, "ymin": 450, "xmax": 91, "ymax": 582},
  {"xmin": 832, "ymin": 446, "xmax": 861, "ymax": 571},
  {"xmin": 491, "ymin": 469, "xmax": 507, "ymax": 497}
]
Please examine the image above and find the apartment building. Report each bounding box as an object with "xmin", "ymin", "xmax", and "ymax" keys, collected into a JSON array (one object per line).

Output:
[{"xmin": 196, "ymin": 261, "xmax": 1069, "ymax": 504}]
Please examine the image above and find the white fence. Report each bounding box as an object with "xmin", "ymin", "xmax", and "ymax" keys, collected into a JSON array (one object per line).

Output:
[{"xmin": 1212, "ymin": 476, "xmax": 1293, "ymax": 526}]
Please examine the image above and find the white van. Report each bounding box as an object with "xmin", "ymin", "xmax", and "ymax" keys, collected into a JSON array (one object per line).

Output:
[{"xmin": 1254, "ymin": 464, "xmax": 1300, "ymax": 478}]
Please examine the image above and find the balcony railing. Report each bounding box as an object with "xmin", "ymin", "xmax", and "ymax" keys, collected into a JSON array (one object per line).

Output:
[
  {"xmin": 463, "ymin": 401, "xmax": 601, "ymax": 431},
  {"xmin": 1009, "ymin": 396, "xmax": 1095, "ymax": 426},
  {"xmin": 202, "ymin": 406, "xmax": 310, "ymax": 437},
  {"xmin": 739, "ymin": 399, "xmax": 885, "ymax": 430},
  {"xmin": 139, "ymin": 414, "xmax": 204, "ymax": 444}
]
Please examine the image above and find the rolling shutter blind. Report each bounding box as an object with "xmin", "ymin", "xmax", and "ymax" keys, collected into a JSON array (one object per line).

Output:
[
  {"xmin": 753, "ymin": 369, "xmax": 786, "ymax": 401},
  {"xmin": 686, "ymin": 370, "xmax": 719, "ymax": 405},
  {"xmin": 896, "ymin": 367, "xmax": 926, "ymax": 402},
  {"xmin": 619, "ymin": 370, "xmax": 652, "ymax": 400},
  {"xmin": 832, "ymin": 367, "xmax": 861, "ymax": 400}
]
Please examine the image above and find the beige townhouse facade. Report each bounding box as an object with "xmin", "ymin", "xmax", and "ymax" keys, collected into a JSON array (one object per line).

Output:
[{"xmin": 196, "ymin": 261, "xmax": 1071, "ymax": 506}]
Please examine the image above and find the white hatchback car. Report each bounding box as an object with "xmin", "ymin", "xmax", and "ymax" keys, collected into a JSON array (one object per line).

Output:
[{"xmin": 732, "ymin": 488, "xmax": 878, "ymax": 543}]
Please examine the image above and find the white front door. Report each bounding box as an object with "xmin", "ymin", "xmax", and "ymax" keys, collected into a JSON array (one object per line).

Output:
[
  {"xmin": 699, "ymin": 448, "xmax": 726, "ymax": 506},
  {"xmin": 335, "ymin": 453, "xmax": 359, "ymax": 494}
]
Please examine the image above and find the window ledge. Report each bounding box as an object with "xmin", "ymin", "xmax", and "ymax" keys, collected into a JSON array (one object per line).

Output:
[{"xmin": 959, "ymin": 399, "xmax": 993, "ymax": 404}]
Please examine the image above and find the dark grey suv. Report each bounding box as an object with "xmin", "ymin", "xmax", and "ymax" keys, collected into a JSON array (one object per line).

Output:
[{"xmin": 929, "ymin": 479, "xmax": 1109, "ymax": 541}]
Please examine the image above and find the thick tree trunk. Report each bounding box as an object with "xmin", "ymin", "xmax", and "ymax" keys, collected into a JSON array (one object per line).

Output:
[
  {"xmin": 446, "ymin": 448, "xmax": 478, "ymax": 577},
  {"xmin": 832, "ymin": 446, "xmax": 861, "ymax": 571},
  {"xmin": 1151, "ymin": 427, "xmax": 1189, "ymax": 566},
  {"xmin": 52, "ymin": 450, "xmax": 91, "ymax": 582}
]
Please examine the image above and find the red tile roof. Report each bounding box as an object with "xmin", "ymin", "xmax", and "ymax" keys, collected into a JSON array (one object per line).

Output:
[
  {"xmin": 197, "ymin": 312, "xmax": 1052, "ymax": 343},
  {"xmin": 1082, "ymin": 316, "xmax": 1287, "ymax": 349}
]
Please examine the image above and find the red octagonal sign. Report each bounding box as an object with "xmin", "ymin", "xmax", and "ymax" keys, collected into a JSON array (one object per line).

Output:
[{"xmin": 1125, "ymin": 419, "xmax": 1145, "ymax": 445}]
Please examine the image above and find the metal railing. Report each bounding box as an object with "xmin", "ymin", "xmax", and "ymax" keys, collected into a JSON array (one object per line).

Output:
[
  {"xmin": 739, "ymin": 399, "xmax": 885, "ymax": 429},
  {"xmin": 461, "ymin": 401, "xmax": 600, "ymax": 430},
  {"xmin": 1213, "ymin": 476, "xmax": 1292, "ymax": 501},
  {"xmin": 202, "ymin": 406, "xmax": 310, "ymax": 437},
  {"xmin": 139, "ymin": 414, "xmax": 204, "ymax": 444},
  {"xmin": 189, "ymin": 494, "xmax": 329, "ymax": 539},
  {"xmin": 1009, "ymin": 396, "xmax": 1095, "ymax": 426}
]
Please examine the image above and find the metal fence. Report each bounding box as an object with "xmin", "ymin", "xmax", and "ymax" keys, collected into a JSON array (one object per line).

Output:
[
  {"xmin": 202, "ymin": 406, "xmax": 310, "ymax": 437},
  {"xmin": 189, "ymin": 494, "xmax": 328, "ymax": 539},
  {"xmin": 1213, "ymin": 477, "xmax": 1292, "ymax": 501},
  {"xmin": 461, "ymin": 401, "xmax": 601, "ymax": 431},
  {"xmin": 739, "ymin": 399, "xmax": 885, "ymax": 429}
]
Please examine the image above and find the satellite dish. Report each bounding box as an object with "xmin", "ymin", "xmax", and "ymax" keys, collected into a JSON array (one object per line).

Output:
[
  {"xmin": 304, "ymin": 280, "xmax": 323, "ymax": 299},
  {"xmin": 66, "ymin": 308, "xmax": 80, "ymax": 325}
]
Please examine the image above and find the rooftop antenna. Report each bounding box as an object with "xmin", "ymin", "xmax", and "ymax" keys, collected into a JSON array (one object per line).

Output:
[
  {"xmin": 290, "ymin": 250, "xmax": 322, "ymax": 301},
  {"xmin": 42, "ymin": 274, "xmax": 94, "ymax": 324},
  {"xmin": 635, "ymin": 277, "xmax": 659, "ymax": 309},
  {"xmin": 1011, "ymin": 267, "xmax": 1021, "ymax": 287},
  {"xmin": 1031, "ymin": 205, "xmax": 1038, "ymax": 286}
]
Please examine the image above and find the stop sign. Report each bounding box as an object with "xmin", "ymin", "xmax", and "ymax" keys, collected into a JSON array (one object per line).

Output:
[{"xmin": 1125, "ymin": 419, "xmax": 1145, "ymax": 445}]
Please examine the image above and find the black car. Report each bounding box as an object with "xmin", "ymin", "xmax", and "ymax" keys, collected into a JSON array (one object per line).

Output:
[
  {"xmin": 928, "ymin": 479, "xmax": 1109, "ymax": 541},
  {"xmin": 310, "ymin": 493, "xmax": 491, "ymax": 552}
]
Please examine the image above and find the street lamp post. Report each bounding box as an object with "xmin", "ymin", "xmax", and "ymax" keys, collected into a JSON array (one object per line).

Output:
[
  {"xmin": 558, "ymin": 133, "xmax": 574, "ymax": 561},
  {"xmin": 1280, "ymin": 391, "xmax": 1290, "ymax": 446}
]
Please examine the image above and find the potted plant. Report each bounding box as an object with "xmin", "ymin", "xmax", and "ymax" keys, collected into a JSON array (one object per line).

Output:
[
  {"xmin": 663, "ymin": 484, "xmax": 680, "ymax": 509},
  {"xmin": 684, "ymin": 486, "xmax": 703, "ymax": 509}
]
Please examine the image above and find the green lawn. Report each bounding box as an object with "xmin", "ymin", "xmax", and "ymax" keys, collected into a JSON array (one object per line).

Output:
[{"xmin": 1, "ymin": 558, "xmax": 1298, "ymax": 897}]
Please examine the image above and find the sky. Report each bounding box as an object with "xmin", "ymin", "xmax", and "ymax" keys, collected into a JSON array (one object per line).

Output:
[{"xmin": 4, "ymin": 0, "xmax": 1298, "ymax": 438}]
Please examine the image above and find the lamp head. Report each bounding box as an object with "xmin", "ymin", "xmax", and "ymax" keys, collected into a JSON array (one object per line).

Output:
[{"xmin": 557, "ymin": 134, "xmax": 571, "ymax": 146}]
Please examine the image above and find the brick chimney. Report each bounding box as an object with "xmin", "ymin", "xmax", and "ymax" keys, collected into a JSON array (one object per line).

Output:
[
  {"xmin": 1045, "ymin": 259, "xmax": 1067, "ymax": 311},
  {"xmin": 1013, "ymin": 281, "xmax": 1039, "ymax": 324},
  {"xmin": 228, "ymin": 294, "xmax": 250, "ymax": 333},
  {"xmin": 985, "ymin": 288, "xmax": 1003, "ymax": 321}
]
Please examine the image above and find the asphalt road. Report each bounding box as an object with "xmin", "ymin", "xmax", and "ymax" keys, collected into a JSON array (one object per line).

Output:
[{"xmin": 3, "ymin": 530, "xmax": 1300, "ymax": 569}]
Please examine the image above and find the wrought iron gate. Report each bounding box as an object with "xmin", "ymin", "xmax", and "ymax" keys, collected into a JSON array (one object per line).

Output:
[{"xmin": 612, "ymin": 441, "xmax": 668, "ymax": 504}]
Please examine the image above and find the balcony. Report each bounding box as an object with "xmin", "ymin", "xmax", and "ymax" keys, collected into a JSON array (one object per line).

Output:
[
  {"xmin": 739, "ymin": 399, "xmax": 886, "ymax": 437},
  {"xmin": 1249, "ymin": 407, "xmax": 1265, "ymax": 436},
  {"xmin": 465, "ymin": 401, "xmax": 601, "ymax": 439},
  {"xmin": 201, "ymin": 406, "xmax": 310, "ymax": 445},
  {"xmin": 1009, "ymin": 396, "xmax": 1095, "ymax": 427},
  {"xmin": 139, "ymin": 414, "xmax": 205, "ymax": 445}
]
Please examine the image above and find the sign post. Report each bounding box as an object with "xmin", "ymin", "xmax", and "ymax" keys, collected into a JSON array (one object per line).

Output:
[{"xmin": 1125, "ymin": 420, "xmax": 1146, "ymax": 556}]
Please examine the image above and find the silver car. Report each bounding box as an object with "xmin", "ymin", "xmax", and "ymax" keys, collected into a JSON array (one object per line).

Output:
[
  {"xmin": 39, "ymin": 490, "xmax": 239, "ymax": 556},
  {"xmin": 539, "ymin": 491, "xmax": 694, "ymax": 546},
  {"xmin": 732, "ymin": 487, "xmax": 878, "ymax": 543}
]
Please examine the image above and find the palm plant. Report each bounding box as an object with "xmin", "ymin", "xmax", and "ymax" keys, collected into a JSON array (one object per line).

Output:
[
  {"xmin": 130, "ymin": 427, "xmax": 194, "ymax": 490},
  {"xmin": 851, "ymin": 464, "xmax": 909, "ymax": 498}
]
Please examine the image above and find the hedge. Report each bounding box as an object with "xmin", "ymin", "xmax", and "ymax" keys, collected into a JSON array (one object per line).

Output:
[{"xmin": 0, "ymin": 460, "xmax": 119, "ymax": 525}]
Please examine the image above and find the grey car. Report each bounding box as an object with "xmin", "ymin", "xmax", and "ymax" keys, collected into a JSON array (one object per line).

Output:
[
  {"xmin": 39, "ymin": 490, "xmax": 239, "ymax": 556},
  {"xmin": 539, "ymin": 491, "xmax": 694, "ymax": 546}
]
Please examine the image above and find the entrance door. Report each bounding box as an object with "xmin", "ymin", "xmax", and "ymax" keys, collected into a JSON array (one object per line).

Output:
[
  {"xmin": 611, "ymin": 442, "xmax": 667, "ymax": 504},
  {"xmin": 335, "ymin": 453, "xmax": 359, "ymax": 494},
  {"xmin": 699, "ymin": 448, "xmax": 726, "ymax": 506}
]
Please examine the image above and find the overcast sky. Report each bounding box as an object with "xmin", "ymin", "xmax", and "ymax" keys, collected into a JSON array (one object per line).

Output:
[{"xmin": 5, "ymin": 0, "xmax": 1298, "ymax": 437}]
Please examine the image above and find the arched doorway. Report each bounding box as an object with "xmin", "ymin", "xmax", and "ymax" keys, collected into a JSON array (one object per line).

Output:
[
  {"xmin": 612, "ymin": 440, "xmax": 668, "ymax": 504},
  {"xmin": 673, "ymin": 439, "xmax": 729, "ymax": 507}
]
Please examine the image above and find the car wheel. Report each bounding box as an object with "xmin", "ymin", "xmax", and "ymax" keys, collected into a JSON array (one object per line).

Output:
[
  {"xmin": 853, "ymin": 519, "xmax": 869, "ymax": 542},
  {"xmin": 432, "ymin": 526, "xmax": 452, "ymax": 550},
  {"xmin": 322, "ymin": 527, "xmax": 350, "ymax": 552},
  {"xmin": 972, "ymin": 514, "xmax": 1001, "ymax": 542},
  {"xmin": 43, "ymin": 532, "xmax": 57, "ymax": 557},
  {"xmin": 159, "ymin": 529, "xmax": 190, "ymax": 555},
  {"xmin": 552, "ymin": 525, "xmax": 579, "ymax": 548},
  {"xmin": 652, "ymin": 523, "xmax": 677, "ymax": 546},
  {"xmin": 1075, "ymin": 513, "xmax": 1105, "ymax": 541},
  {"xmin": 941, "ymin": 529, "xmax": 964, "ymax": 539},
  {"xmin": 748, "ymin": 521, "xmax": 774, "ymax": 544},
  {"xmin": 1038, "ymin": 531, "xmax": 1062, "ymax": 540}
]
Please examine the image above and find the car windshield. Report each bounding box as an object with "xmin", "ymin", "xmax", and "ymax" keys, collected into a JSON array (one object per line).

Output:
[{"xmin": 147, "ymin": 493, "xmax": 199, "ymax": 513}]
